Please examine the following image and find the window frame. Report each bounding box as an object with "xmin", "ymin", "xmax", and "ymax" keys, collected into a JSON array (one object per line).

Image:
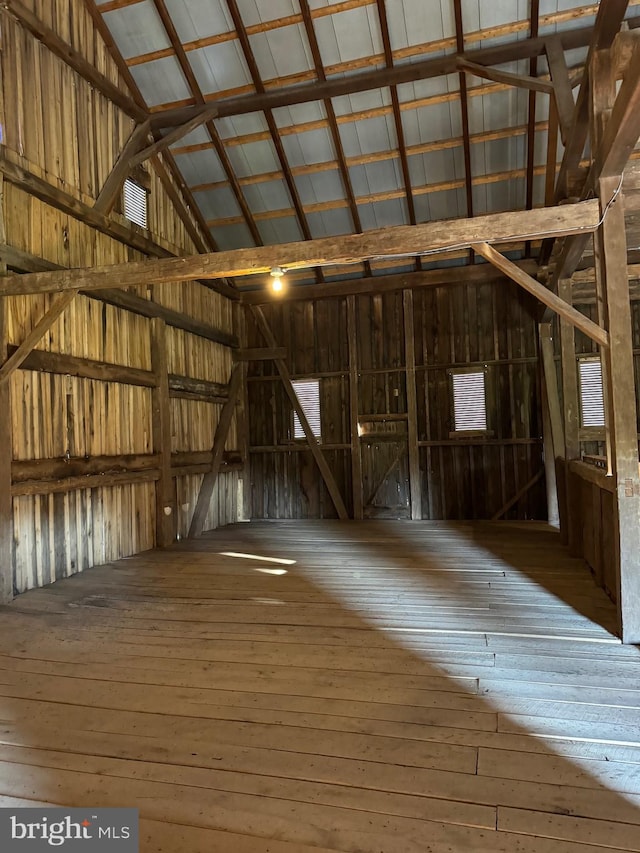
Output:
[
  {"xmin": 578, "ymin": 355, "xmax": 606, "ymax": 432},
  {"xmin": 447, "ymin": 365, "xmax": 493, "ymax": 438},
  {"xmin": 291, "ymin": 378, "xmax": 322, "ymax": 443},
  {"xmin": 122, "ymin": 176, "xmax": 149, "ymax": 229}
]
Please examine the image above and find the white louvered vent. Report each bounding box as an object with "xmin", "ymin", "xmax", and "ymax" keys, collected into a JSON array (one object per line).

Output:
[
  {"xmin": 123, "ymin": 178, "xmax": 148, "ymax": 228},
  {"xmin": 292, "ymin": 379, "xmax": 322, "ymax": 440},
  {"xmin": 451, "ymin": 371, "xmax": 487, "ymax": 432},
  {"xmin": 579, "ymin": 358, "xmax": 605, "ymax": 428}
]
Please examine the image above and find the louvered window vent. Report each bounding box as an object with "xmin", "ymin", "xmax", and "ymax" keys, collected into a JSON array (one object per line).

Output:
[
  {"xmin": 451, "ymin": 371, "xmax": 487, "ymax": 432},
  {"xmin": 292, "ymin": 379, "xmax": 322, "ymax": 440},
  {"xmin": 123, "ymin": 178, "xmax": 148, "ymax": 228},
  {"xmin": 579, "ymin": 357, "xmax": 606, "ymax": 428}
]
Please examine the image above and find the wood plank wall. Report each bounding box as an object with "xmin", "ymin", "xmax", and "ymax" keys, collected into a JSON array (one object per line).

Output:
[
  {"xmin": 0, "ymin": 1, "xmax": 240, "ymax": 595},
  {"xmin": 553, "ymin": 295, "xmax": 640, "ymax": 605},
  {"xmin": 246, "ymin": 281, "xmax": 546, "ymax": 521}
]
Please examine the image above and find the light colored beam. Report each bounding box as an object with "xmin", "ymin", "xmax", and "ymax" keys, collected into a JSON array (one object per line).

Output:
[{"xmin": 0, "ymin": 201, "xmax": 601, "ymax": 296}]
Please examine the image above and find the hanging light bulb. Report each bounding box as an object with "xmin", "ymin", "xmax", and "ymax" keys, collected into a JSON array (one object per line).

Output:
[{"xmin": 270, "ymin": 266, "xmax": 285, "ymax": 294}]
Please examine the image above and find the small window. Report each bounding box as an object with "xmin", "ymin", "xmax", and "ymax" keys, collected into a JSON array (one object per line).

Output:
[
  {"xmin": 292, "ymin": 379, "xmax": 321, "ymax": 440},
  {"xmin": 450, "ymin": 370, "xmax": 488, "ymax": 432},
  {"xmin": 123, "ymin": 178, "xmax": 148, "ymax": 228},
  {"xmin": 579, "ymin": 357, "xmax": 605, "ymax": 428}
]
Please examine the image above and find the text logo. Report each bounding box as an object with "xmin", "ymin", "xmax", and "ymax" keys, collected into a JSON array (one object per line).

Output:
[{"xmin": 0, "ymin": 808, "xmax": 138, "ymax": 851}]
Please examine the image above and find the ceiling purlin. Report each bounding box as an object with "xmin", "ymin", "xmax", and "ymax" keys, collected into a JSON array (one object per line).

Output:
[
  {"xmin": 82, "ymin": 0, "xmax": 220, "ymax": 257},
  {"xmin": 150, "ymin": 0, "xmax": 264, "ymax": 249},
  {"xmin": 525, "ymin": 0, "xmax": 540, "ymax": 258},
  {"xmin": 453, "ymin": 0, "xmax": 475, "ymax": 264},
  {"xmin": 298, "ymin": 0, "xmax": 370, "ymax": 279},
  {"xmin": 224, "ymin": 0, "xmax": 324, "ymax": 284}
]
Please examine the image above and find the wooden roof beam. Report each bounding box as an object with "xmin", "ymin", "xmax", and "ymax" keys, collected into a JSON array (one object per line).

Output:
[
  {"xmin": 150, "ymin": 0, "xmax": 262, "ymax": 250},
  {"xmin": 298, "ymin": 0, "xmax": 370, "ymax": 278},
  {"xmin": 225, "ymin": 0, "xmax": 324, "ymax": 282},
  {"xmin": 0, "ymin": 200, "xmax": 600, "ymax": 296},
  {"xmin": 545, "ymin": 36, "xmax": 575, "ymax": 146},
  {"xmin": 453, "ymin": 0, "xmax": 474, "ymax": 262},
  {"xmin": 376, "ymin": 0, "xmax": 418, "ymax": 237},
  {"xmin": 3, "ymin": 0, "xmax": 146, "ymax": 120},
  {"xmin": 525, "ymin": 0, "xmax": 540, "ymax": 258},
  {"xmin": 455, "ymin": 56, "xmax": 552, "ymax": 94},
  {"xmin": 553, "ymin": 0, "xmax": 630, "ymax": 202},
  {"xmin": 150, "ymin": 18, "xmax": 635, "ymax": 129}
]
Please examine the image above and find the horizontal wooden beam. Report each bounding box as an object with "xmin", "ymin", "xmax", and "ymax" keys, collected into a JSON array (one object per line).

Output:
[
  {"xmin": 472, "ymin": 242, "xmax": 609, "ymax": 348},
  {"xmin": 0, "ymin": 155, "xmax": 236, "ymax": 300},
  {"xmin": 234, "ymin": 347, "xmax": 287, "ymax": 361},
  {"xmin": 168, "ymin": 374, "xmax": 229, "ymax": 401},
  {"xmin": 241, "ymin": 259, "xmax": 540, "ymax": 303},
  {"xmin": 456, "ymin": 57, "xmax": 554, "ymax": 94},
  {"xmin": 151, "ymin": 18, "xmax": 621, "ymax": 129},
  {"xmin": 12, "ymin": 450, "xmax": 242, "ymax": 490},
  {"xmin": 92, "ymin": 290, "xmax": 239, "ymax": 344},
  {"xmin": 9, "ymin": 346, "xmax": 230, "ymax": 399},
  {"xmin": 1, "ymin": 201, "xmax": 601, "ymax": 296}
]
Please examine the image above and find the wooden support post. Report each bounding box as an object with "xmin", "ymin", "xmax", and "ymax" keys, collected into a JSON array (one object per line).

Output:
[
  {"xmin": 150, "ymin": 319, "xmax": 176, "ymax": 548},
  {"xmin": 539, "ymin": 323, "xmax": 565, "ymax": 454},
  {"xmin": 234, "ymin": 303, "xmax": 251, "ymax": 522},
  {"xmin": 558, "ymin": 278, "xmax": 581, "ymax": 553},
  {"xmin": 545, "ymin": 36, "xmax": 576, "ymax": 146},
  {"xmin": 403, "ymin": 290, "xmax": 422, "ymax": 520},
  {"xmin": 539, "ymin": 323, "xmax": 563, "ymax": 527},
  {"xmin": 0, "ymin": 177, "xmax": 12, "ymax": 603},
  {"xmin": 251, "ymin": 306, "xmax": 349, "ymax": 521},
  {"xmin": 540, "ymin": 370, "xmax": 560, "ymax": 527},
  {"xmin": 188, "ymin": 364, "xmax": 243, "ymax": 538},
  {"xmin": 595, "ymin": 174, "xmax": 640, "ymax": 642},
  {"xmin": 347, "ymin": 296, "xmax": 363, "ymax": 520}
]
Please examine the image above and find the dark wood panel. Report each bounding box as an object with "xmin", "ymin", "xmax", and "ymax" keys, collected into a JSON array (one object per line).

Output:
[{"xmin": 247, "ymin": 283, "xmax": 546, "ymax": 521}]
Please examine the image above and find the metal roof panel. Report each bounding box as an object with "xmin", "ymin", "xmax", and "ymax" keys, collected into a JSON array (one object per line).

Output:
[
  {"xmin": 280, "ymin": 127, "xmax": 335, "ymax": 167},
  {"xmin": 162, "ymin": 0, "xmax": 233, "ymax": 43},
  {"xmin": 313, "ymin": 5, "xmax": 383, "ymax": 66},
  {"xmin": 248, "ymin": 25, "xmax": 313, "ymax": 80},
  {"xmin": 358, "ymin": 199, "xmax": 407, "ymax": 230},
  {"xmin": 243, "ymin": 179, "xmax": 293, "ymax": 213},
  {"xmin": 103, "ymin": 1, "xmax": 170, "ymax": 60},
  {"xmin": 129, "ymin": 57, "xmax": 192, "ymax": 108},
  {"xmin": 307, "ymin": 208, "xmax": 353, "ymax": 237},
  {"xmin": 294, "ymin": 171, "xmax": 346, "ymax": 205},
  {"xmin": 258, "ymin": 216, "xmax": 304, "ymax": 245},
  {"xmin": 194, "ymin": 186, "xmax": 242, "ymax": 220},
  {"xmin": 188, "ymin": 41, "xmax": 252, "ymax": 95},
  {"xmin": 213, "ymin": 222, "xmax": 256, "ymax": 250},
  {"xmin": 226, "ymin": 140, "xmax": 281, "ymax": 177},
  {"xmin": 173, "ymin": 148, "xmax": 227, "ymax": 186}
]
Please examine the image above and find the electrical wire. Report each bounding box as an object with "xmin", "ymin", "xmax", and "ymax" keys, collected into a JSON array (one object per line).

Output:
[{"xmin": 362, "ymin": 174, "xmax": 626, "ymax": 266}]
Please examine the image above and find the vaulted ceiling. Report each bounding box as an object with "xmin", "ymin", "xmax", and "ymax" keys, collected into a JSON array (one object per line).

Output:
[{"xmin": 88, "ymin": 0, "xmax": 640, "ymax": 290}]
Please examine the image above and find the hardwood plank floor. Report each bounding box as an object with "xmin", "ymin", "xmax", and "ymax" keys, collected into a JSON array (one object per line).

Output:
[{"xmin": 0, "ymin": 519, "xmax": 639, "ymax": 852}]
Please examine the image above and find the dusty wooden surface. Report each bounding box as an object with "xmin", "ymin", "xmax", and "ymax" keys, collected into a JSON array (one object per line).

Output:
[{"xmin": 0, "ymin": 519, "xmax": 638, "ymax": 851}]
